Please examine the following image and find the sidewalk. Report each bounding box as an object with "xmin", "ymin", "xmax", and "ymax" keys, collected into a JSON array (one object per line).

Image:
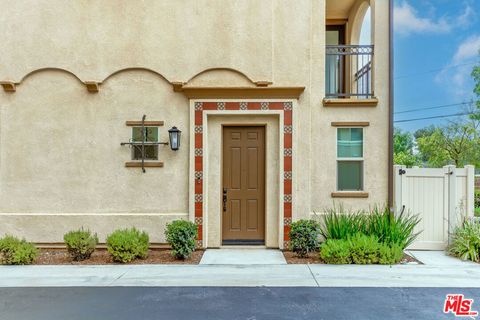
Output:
[{"xmin": 0, "ymin": 251, "xmax": 478, "ymax": 288}]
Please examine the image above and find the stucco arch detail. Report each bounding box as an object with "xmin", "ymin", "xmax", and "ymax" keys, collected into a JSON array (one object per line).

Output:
[
  {"xmin": 348, "ymin": 0, "xmax": 371, "ymax": 45},
  {"xmin": 184, "ymin": 68, "xmax": 258, "ymax": 87}
]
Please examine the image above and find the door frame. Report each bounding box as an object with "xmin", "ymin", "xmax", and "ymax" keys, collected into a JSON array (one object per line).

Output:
[
  {"xmin": 221, "ymin": 125, "xmax": 267, "ymax": 245},
  {"xmin": 188, "ymin": 99, "xmax": 296, "ymax": 249}
]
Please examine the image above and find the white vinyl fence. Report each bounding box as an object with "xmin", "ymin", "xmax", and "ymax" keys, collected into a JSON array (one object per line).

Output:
[{"xmin": 393, "ymin": 165, "xmax": 476, "ymax": 250}]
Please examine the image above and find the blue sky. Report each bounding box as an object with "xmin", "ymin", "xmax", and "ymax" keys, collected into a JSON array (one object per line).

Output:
[{"xmin": 394, "ymin": 0, "xmax": 480, "ymax": 132}]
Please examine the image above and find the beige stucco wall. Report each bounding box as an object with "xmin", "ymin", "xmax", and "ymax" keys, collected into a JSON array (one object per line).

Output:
[{"xmin": 0, "ymin": 0, "xmax": 390, "ymax": 245}]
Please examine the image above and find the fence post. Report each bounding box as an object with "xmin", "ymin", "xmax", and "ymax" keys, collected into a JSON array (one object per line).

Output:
[
  {"xmin": 465, "ymin": 165, "xmax": 475, "ymax": 219},
  {"xmin": 444, "ymin": 165, "xmax": 457, "ymax": 245},
  {"xmin": 393, "ymin": 165, "xmax": 406, "ymax": 215}
]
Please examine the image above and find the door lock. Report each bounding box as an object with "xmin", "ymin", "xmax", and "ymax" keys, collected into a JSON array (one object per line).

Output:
[{"xmin": 223, "ymin": 188, "xmax": 228, "ymax": 212}]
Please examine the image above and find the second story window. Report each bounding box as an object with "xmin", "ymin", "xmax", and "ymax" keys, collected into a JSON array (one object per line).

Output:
[
  {"xmin": 337, "ymin": 128, "xmax": 364, "ymax": 191},
  {"xmin": 132, "ymin": 127, "xmax": 158, "ymax": 160}
]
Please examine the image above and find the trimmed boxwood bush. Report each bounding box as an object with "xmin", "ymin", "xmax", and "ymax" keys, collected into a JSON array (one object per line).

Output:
[
  {"xmin": 319, "ymin": 239, "xmax": 351, "ymax": 264},
  {"xmin": 319, "ymin": 234, "xmax": 405, "ymax": 265},
  {"xmin": 63, "ymin": 228, "xmax": 98, "ymax": 261},
  {"xmin": 0, "ymin": 235, "xmax": 37, "ymax": 265},
  {"xmin": 289, "ymin": 219, "xmax": 322, "ymax": 257},
  {"xmin": 349, "ymin": 234, "xmax": 381, "ymax": 264},
  {"xmin": 165, "ymin": 220, "xmax": 198, "ymax": 259},
  {"xmin": 106, "ymin": 228, "xmax": 149, "ymax": 263},
  {"xmin": 378, "ymin": 243, "xmax": 404, "ymax": 265}
]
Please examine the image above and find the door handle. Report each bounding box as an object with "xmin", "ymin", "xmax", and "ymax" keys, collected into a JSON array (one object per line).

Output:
[{"xmin": 223, "ymin": 188, "xmax": 227, "ymax": 212}]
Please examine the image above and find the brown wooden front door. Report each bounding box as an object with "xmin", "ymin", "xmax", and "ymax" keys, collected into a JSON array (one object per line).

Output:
[{"xmin": 222, "ymin": 126, "xmax": 265, "ymax": 244}]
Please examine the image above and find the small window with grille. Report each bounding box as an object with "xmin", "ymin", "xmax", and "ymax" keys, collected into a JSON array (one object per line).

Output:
[{"xmin": 131, "ymin": 127, "xmax": 159, "ymax": 160}]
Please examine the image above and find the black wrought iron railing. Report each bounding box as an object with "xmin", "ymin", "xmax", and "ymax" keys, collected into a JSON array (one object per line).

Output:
[{"xmin": 325, "ymin": 45, "xmax": 374, "ymax": 99}]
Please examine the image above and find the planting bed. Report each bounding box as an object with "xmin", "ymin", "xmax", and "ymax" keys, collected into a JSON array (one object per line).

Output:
[
  {"xmin": 34, "ymin": 248, "xmax": 204, "ymax": 265},
  {"xmin": 282, "ymin": 251, "xmax": 420, "ymax": 265}
]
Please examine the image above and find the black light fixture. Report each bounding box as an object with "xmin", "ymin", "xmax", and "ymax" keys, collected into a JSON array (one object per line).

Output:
[{"xmin": 168, "ymin": 126, "xmax": 181, "ymax": 151}]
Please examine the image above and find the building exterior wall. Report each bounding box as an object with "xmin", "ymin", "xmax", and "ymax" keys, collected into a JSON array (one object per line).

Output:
[{"xmin": 0, "ymin": 0, "xmax": 390, "ymax": 246}]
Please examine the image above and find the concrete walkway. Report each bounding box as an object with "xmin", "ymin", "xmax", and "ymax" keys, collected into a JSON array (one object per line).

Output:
[
  {"xmin": 200, "ymin": 248, "xmax": 287, "ymax": 265},
  {"xmin": 0, "ymin": 251, "xmax": 478, "ymax": 288}
]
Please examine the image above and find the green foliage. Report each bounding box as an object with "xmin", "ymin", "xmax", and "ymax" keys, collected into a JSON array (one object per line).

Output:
[
  {"xmin": 319, "ymin": 239, "xmax": 351, "ymax": 264},
  {"xmin": 415, "ymin": 122, "xmax": 480, "ymax": 168},
  {"xmin": 320, "ymin": 206, "xmax": 421, "ymax": 250},
  {"xmin": 394, "ymin": 128, "xmax": 415, "ymax": 154},
  {"xmin": 394, "ymin": 151, "xmax": 420, "ymax": 167},
  {"xmin": 394, "ymin": 128, "xmax": 420, "ymax": 167},
  {"xmin": 448, "ymin": 220, "xmax": 480, "ymax": 262},
  {"xmin": 63, "ymin": 228, "xmax": 98, "ymax": 261},
  {"xmin": 367, "ymin": 206, "xmax": 421, "ymax": 249},
  {"xmin": 0, "ymin": 235, "xmax": 37, "ymax": 265},
  {"xmin": 348, "ymin": 234, "xmax": 380, "ymax": 264},
  {"xmin": 472, "ymin": 60, "xmax": 480, "ymax": 119},
  {"xmin": 288, "ymin": 220, "xmax": 322, "ymax": 258},
  {"xmin": 414, "ymin": 125, "xmax": 436, "ymax": 141},
  {"xmin": 475, "ymin": 190, "xmax": 480, "ymax": 209},
  {"xmin": 319, "ymin": 206, "xmax": 367, "ymax": 240},
  {"xmin": 319, "ymin": 235, "xmax": 404, "ymax": 265},
  {"xmin": 165, "ymin": 220, "xmax": 198, "ymax": 259},
  {"xmin": 378, "ymin": 243, "xmax": 404, "ymax": 265},
  {"xmin": 106, "ymin": 228, "xmax": 149, "ymax": 263}
]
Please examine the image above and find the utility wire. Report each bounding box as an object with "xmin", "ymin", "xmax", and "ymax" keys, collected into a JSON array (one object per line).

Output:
[
  {"xmin": 394, "ymin": 61, "xmax": 477, "ymax": 80},
  {"xmin": 395, "ymin": 102, "xmax": 471, "ymax": 114},
  {"xmin": 394, "ymin": 112, "xmax": 476, "ymax": 123}
]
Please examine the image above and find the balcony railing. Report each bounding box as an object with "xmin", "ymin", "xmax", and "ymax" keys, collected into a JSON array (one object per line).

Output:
[{"xmin": 326, "ymin": 45, "xmax": 374, "ymax": 99}]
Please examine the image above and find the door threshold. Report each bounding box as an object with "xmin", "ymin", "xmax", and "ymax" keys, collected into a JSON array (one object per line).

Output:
[{"xmin": 219, "ymin": 245, "xmax": 267, "ymax": 249}]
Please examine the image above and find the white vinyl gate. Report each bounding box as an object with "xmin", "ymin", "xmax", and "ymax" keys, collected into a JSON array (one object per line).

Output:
[{"xmin": 393, "ymin": 165, "xmax": 475, "ymax": 250}]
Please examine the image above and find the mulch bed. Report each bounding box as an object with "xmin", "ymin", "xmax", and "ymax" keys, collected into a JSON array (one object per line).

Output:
[
  {"xmin": 283, "ymin": 251, "xmax": 422, "ymax": 265},
  {"xmin": 35, "ymin": 248, "xmax": 204, "ymax": 265},
  {"xmin": 283, "ymin": 251, "xmax": 324, "ymax": 264}
]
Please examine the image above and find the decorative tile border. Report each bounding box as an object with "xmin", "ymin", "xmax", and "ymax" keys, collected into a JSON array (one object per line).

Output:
[{"xmin": 194, "ymin": 101, "xmax": 293, "ymax": 247}]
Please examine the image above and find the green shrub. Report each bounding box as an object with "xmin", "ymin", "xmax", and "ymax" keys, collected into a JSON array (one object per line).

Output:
[
  {"xmin": 0, "ymin": 235, "xmax": 37, "ymax": 265},
  {"xmin": 63, "ymin": 228, "xmax": 98, "ymax": 261},
  {"xmin": 348, "ymin": 234, "xmax": 380, "ymax": 264},
  {"xmin": 448, "ymin": 220, "xmax": 480, "ymax": 262},
  {"xmin": 378, "ymin": 243, "xmax": 404, "ymax": 265},
  {"xmin": 320, "ymin": 205, "xmax": 421, "ymax": 250},
  {"xmin": 320, "ymin": 206, "xmax": 367, "ymax": 240},
  {"xmin": 165, "ymin": 220, "xmax": 198, "ymax": 259},
  {"xmin": 475, "ymin": 191, "xmax": 480, "ymax": 217},
  {"xmin": 289, "ymin": 219, "xmax": 322, "ymax": 258},
  {"xmin": 367, "ymin": 206, "xmax": 421, "ymax": 249},
  {"xmin": 319, "ymin": 239, "xmax": 351, "ymax": 264},
  {"xmin": 319, "ymin": 235, "xmax": 405, "ymax": 265},
  {"xmin": 106, "ymin": 228, "xmax": 149, "ymax": 263}
]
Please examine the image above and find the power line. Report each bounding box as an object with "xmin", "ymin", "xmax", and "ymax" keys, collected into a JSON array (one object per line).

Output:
[
  {"xmin": 394, "ymin": 112, "xmax": 476, "ymax": 123},
  {"xmin": 394, "ymin": 61, "xmax": 477, "ymax": 80},
  {"xmin": 394, "ymin": 102, "xmax": 471, "ymax": 114}
]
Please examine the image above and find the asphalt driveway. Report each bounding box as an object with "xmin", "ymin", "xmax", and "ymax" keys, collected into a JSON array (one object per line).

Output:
[{"xmin": 1, "ymin": 287, "xmax": 478, "ymax": 320}]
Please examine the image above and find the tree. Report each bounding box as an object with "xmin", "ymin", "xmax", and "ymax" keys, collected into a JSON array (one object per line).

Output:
[
  {"xmin": 394, "ymin": 128, "xmax": 414, "ymax": 154},
  {"xmin": 416, "ymin": 121, "xmax": 480, "ymax": 167},
  {"xmin": 393, "ymin": 128, "xmax": 419, "ymax": 167},
  {"xmin": 472, "ymin": 56, "xmax": 480, "ymax": 120}
]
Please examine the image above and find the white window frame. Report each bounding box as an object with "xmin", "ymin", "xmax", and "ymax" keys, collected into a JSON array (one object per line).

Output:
[{"xmin": 336, "ymin": 127, "xmax": 365, "ymax": 191}]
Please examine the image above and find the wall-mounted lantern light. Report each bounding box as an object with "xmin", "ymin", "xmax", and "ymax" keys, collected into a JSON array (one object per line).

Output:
[{"xmin": 168, "ymin": 126, "xmax": 181, "ymax": 151}]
